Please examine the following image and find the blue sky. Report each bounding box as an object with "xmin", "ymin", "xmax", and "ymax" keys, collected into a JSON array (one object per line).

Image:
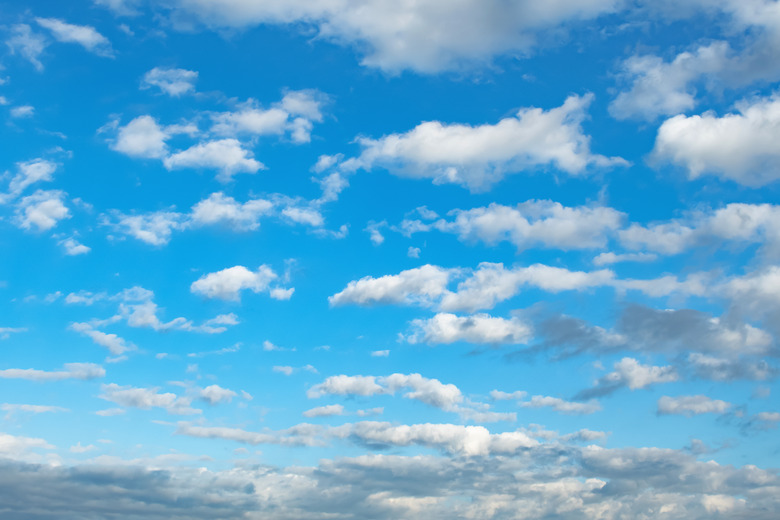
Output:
[{"xmin": 1, "ymin": 1, "xmax": 780, "ymax": 518}]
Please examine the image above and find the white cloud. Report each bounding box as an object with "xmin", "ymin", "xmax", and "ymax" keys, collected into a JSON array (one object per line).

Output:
[
  {"xmin": 657, "ymin": 395, "xmax": 732, "ymax": 416},
  {"xmin": 5, "ymin": 24, "xmax": 47, "ymax": 71},
  {"xmin": 60, "ymin": 237, "xmax": 91, "ymax": 255},
  {"xmin": 36, "ymin": 17, "xmax": 114, "ymax": 57},
  {"xmin": 1, "ymin": 159, "xmax": 57, "ymax": 203},
  {"xmin": 340, "ymin": 94, "xmax": 626, "ymax": 191},
  {"xmin": 407, "ymin": 201, "xmax": 624, "ymax": 250},
  {"xmin": 199, "ymin": 385, "xmax": 237, "ymax": 404},
  {"xmin": 167, "ymin": 0, "xmax": 620, "ymax": 73},
  {"xmin": 111, "ymin": 115, "xmax": 171, "ymax": 159},
  {"xmin": 0, "ymin": 363, "xmax": 104, "ymax": 381},
  {"xmin": 1, "ymin": 404, "xmax": 68, "ymax": 419},
  {"xmin": 190, "ymin": 265, "xmax": 286, "ymax": 301},
  {"xmin": 520, "ymin": 396, "xmax": 602, "ymax": 415},
  {"xmin": 405, "ymin": 313, "xmax": 532, "ymax": 345},
  {"xmin": 163, "ymin": 138, "xmax": 264, "ymax": 182},
  {"xmin": 407, "ymin": 246, "xmax": 420, "ymax": 258},
  {"xmin": 69, "ymin": 322, "xmax": 134, "ymax": 355},
  {"xmin": 592, "ymin": 252, "xmax": 658, "ymax": 265},
  {"xmin": 578, "ymin": 358, "xmax": 678, "ymax": 399},
  {"xmin": 343, "ymin": 421, "xmax": 537, "ymax": 456},
  {"xmin": 99, "ymin": 383, "xmax": 201, "ymax": 415},
  {"xmin": 653, "ymin": 93, "xmax": 780, "ymax": 186},
  {"xmin": 302, "ymin": 404, "xmax": 345, "ymax": 417},
  {"xmin": 142, "ymin": 67, "xmax": 198, "ymax": 96},
  {"xmin": 10, "ymin": 105, "xmax": 34, "ymax": 118},
  {"xmin": 190, "ymin": 192, "xmax": 273, "ymax": 230},
  {"xmin": 0, "ymin": 327, "xmax": 27, "ymax": 340},
  {"xmin": 14, "ymin": 189, "xmax": 70, "ymax": 231},
  {"xmin": 371, "ymin": 350, "xmax": 389, "ymax": 357},
  {"xmin": 490, "ymin": 390, "xmax": 528, "ymax": 401},
  {"xmin": 329, "ymin": 265, "xmax": 455, "ymax": 307},
  {"xmin": 281, "ymin": 206, "xmax": 324, "ymax": 227}
]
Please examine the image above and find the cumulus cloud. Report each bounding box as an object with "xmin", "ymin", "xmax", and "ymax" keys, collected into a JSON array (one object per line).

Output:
[
  {"xmin": 190, "ymin": 265, "xmax": 289, "ymax": 301},
  {"xmin": 199, "ymin": 384, "xmax": 238, "ymax": 405},
  {"xmin": 653, "ymin": 94, "xmax": 780, "ymax": 186},
  {"xmin": 35, "ymin": 17, "xmax": 114, "ymax": 57},
  {"xmin": 404, "ymin": 313, "xmax": 532, "ymax": 345},
  {"xmin": 10, "ymin": 105, "xmax": 34, "ymax": 118},
  {"xmin": 110, "ymin": 115, "xmax": 172, "ymax": 159},
  {"xmin": 163, "ymin": 139, "xmax": 264, "ymax": 181},
  {"xmin": 190, "ymin": 192, "xmax": 273, "ymax": 230},
  {"xmin": 576, "ymin": 358, "xmax": 678, "ymax": 399},
  {"xmin": 141, "ymin": 67, "xmax": 198, "ymax": 96},
  {"xmin": 0, "ymin": 363, "xmax": 104, "ymax": 381},
  {"xmin": 303, "ymin": 404, "xmax": 345, "ymax": 417},
  {"xmin": 14, "ymin": 190, "xmax": 70, "ymax": 231},
  {"xmin": 99, "ymin": 383, "xmax": 201, "ymax": 415},
  {"xmin": 400, "ymin": 200, "xmax": 624, "ymax": 250},
  {"xmin": 329, "ymin": 265, "xmax": 455, "ymax": 307},
  {"xmin": 60, "ymin": 237, "xmax": 91, "ymax": 255},
  {"xmin": 165, "ymin": 0, "xmax": 620, "ymax": 73},
  {"xmin": 338, "ymin": 94, "xmax": 626, "ymax": 191},
  {"xmin": 657, "ymin": 395, "xmax": 732, "ymax": 416}
]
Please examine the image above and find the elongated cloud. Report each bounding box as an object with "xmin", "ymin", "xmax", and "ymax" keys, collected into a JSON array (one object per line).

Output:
[
  {"xmin": 0, "ymin": 363, "xmax": 104, "ymax": 381},
  {"xmin": 339, "ymin": 94, "xmax": 626, "ymax": 191}
]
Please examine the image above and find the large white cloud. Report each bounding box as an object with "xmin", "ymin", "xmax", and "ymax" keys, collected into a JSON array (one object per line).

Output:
[
  {"xmin": 329, "ymin": 265, "xmax": 455, "ymax": 307},
  {"xmin": 653, "ymin": 94, "xmax": 780, "ymax": 186},
  {"xmin": 337, "ymin": 94, "xmax": 626, "ymax": 191},
  {"xmin": 163, "ymin": 139, "xmax": 264, "ymax": 182},
  {"xmin": 166, "ymin": 0, "xmax": 621, "ymax": 73}
]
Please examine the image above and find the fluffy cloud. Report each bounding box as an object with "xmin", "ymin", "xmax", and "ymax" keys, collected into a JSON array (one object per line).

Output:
[
  {"xmin": 329, "ymin": 265, "xmax": 455, "ymax": 307},
  {"xmin": 163, "ymin": 139, "xmax": 264, "ymax": 181},
  {"xmin": 110, "ymin": 115, "xmax": 171, "ymax": 159},
  {"xmin": 0, "ymin": 363, "xmax": 104, "ymax": 381},
  {"xmin": 60, "ymin": 237, "xmax": 91, "ymax": 255},
  {"xmin": 141, "ymin": 67, "xmax": 198, "ymax": 96},
  {"xmin": 190, "ymin": 192, "xmax": 273, "ymax": 230},
  {"xmin": 14, "ymin": 189, "xmax": 70, "ymax": 231},
  {"xmin": 303, "ymin": 404, "xmax": 345, "ymax": 417},
  {"xmin": 166, "ymin": 0, "xmax": 621, "ymax": 73},
  {"xmin": 190, "ymin": 265, "xmax": 288, "ymax": 301},
  {"xmin": 577, "ymin": 358, "xmax": 678, "ymax": 399},
  {"xmin": 657, "ymin": 395, "xmax": 732, "ymax": 416},
  {"xmin": 0, "ymin": 158, "xmax": 57, "ymax": 203},
  {"xmin": 400, "ymin": 200, "xmax": 625, "ymax": 250},
  {"xmin": 199, "ymin": 384, "xmax": 238, "ymax": 404},
  {"xmin": 338, "ymin": 94, "xmax": 626, "ymax": 191},
  {"xmin": 653, "ymin": 94, "xmax": 780, "ymax": 186},
  {"xmin": 404, "ymin": 313, "xmax": 532, "ymax": 345},
  {"xmin": 99, "ymin": 383, "xmax": 200, "ymax": 415}
]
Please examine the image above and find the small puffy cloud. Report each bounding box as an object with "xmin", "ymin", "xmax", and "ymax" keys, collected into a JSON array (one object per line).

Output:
[
  {"xmin": 577, "ymin": 358, "xmax": 678, "ymax": 399},
  {"xmin": 489, "ymin": 390, "xmax": 528, "ymax": 401},
  {"xmin": 35, "ymin": 17, "xmax": 114, "ymax": 57},
  {"xmin": 307, "ymin": 375, "xmax": 383, "ymax": 398},
  {"xmin": 0, "ymin": 363, "xmax": 104, "ymax": 382},
  {"xmin": 99, "ymin": 383, "xmax": 200, "ymax": 415},
  {"xmin": 190, "ymin": 192, "xmax": 273, "ymax": 231},
  {"xmin": 653, "ymin": 93, "xmax": 780, "ymax": 187},
  {"xmin": 281, "ymin": 206, "xmax": 324, "ymax": 227},
  {"xmin": 520, "ymin": 395, "xmax": 602, "ymax": 415},
  {"xmin": 190, "ymin": 265, "xmax": 285, "ymax": 301},
  {"xmin": 163, "ymin": 139, "xmax": 264, "ymax": 182},
  {"xmin": 69, "ymin": 322, "xmax": 134, "ymax": 355},
  {"xmin": 60, "ymin": 237, "xmax": 91, "ymax": 255},
  {"xmin": 341, "ymin": 94, "xmax": 626, "ymax": 191},
  {"xmin": 407, "ymin": 246, "xmax": 421, "ymax": 258},
  {"xmin": 6, "ymin": 24, "xmax": 47, "ymax": 71},
  {"xmin": 657, "ymin": 395, "xmax": 732, "ymax": 416},
  {"xmin": 199, "ymin": 385, "xmax": 237, "ymax": 405},
  {"xmin": 10, "ymin": 105, "xmax": 34, "ymax": 118},
  {"xmin": 371, "ymin": 350, "xmax": 389, "ymax": 357},
  {"xmin": 14, "ymin": 190, "xmax": 70, "ymax": 231},
  {"xmin": 329, "ymin": 265, "xmax": 455, "ymax": 307},
  {"xmin": 302, "ymin": 404, "xmax": 345, "ymax": 417},
  {"xmin": 142, "ymin": 67, "xmax": 198, "ymax": 96},
  {"xmin": 405, "ymin": 313, "xmax": 532, "ymax": 345},
  {"xmin": 592, "ymin": 252, "xmax": 657, "ymax": 265},
  {"xmin": 110, "ymin": 115, "xmax": 170, "ymax": 159}
]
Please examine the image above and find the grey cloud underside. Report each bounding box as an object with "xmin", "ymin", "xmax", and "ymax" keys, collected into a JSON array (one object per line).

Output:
[{"xmin": 0, "ymin": 443, "xmax": 777, "ymax": 519}]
